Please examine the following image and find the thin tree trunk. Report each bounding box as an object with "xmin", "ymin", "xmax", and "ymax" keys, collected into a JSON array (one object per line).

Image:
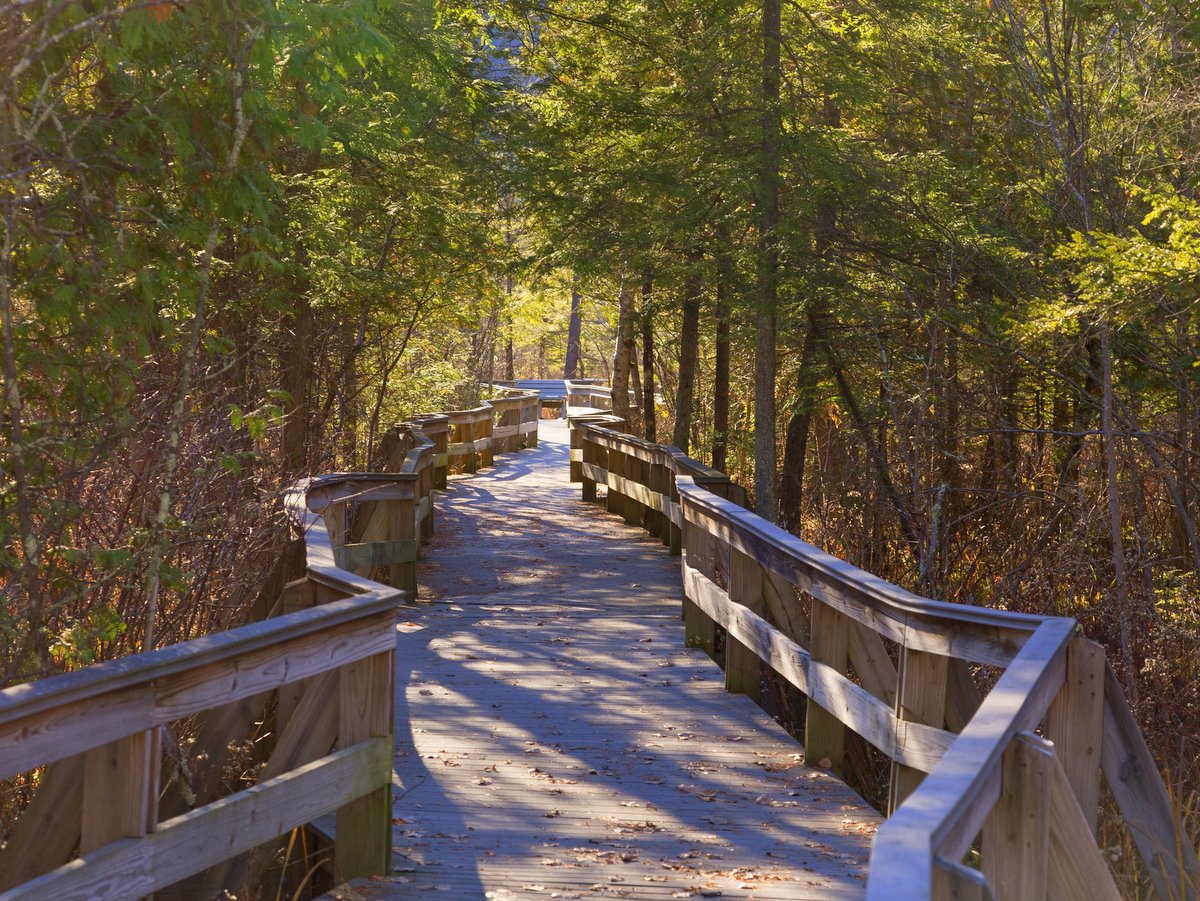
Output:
[
  {"xmin": 505, "ymin": 273, "xmax": 515, "ymax": 381},
  {"xmin": 611, "ymin": 274, "xmax": 637, "ymax": 427},
  {"xmin": 713, "ymin": 278, "xmax": 730, "ymax": 472},
  {"xmin": 779, "ymin": 98, "xmax": 838, "ymax": 531},
  {"xmin": 673, "ymin": 252, "xmax": 702, "ymax": 453},
  {"xmin": 642, "ymin": 273, "xmax": 656, "ymax": 442},
  {"xmin": 754, "ymin": 0, "xmax": 782, "ymax": 520},
  {"xmin": 565, "ymin": 275, "xmax": 582, "ymax": 379},
  {"xmin": 1100, "ymin": 320, "xmax": 1135, "ymax": 698},
  {"xmin": 779, "ymin": 317, "xmax": 821, "ymax": 532}
]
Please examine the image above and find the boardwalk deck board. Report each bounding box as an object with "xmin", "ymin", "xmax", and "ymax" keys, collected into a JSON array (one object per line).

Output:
[{"xmin": 330, "ymin": 421, "xmax": 879, "ymax": 900}]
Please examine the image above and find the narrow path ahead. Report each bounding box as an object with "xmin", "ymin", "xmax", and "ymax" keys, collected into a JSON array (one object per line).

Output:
[{"xmin": 337, "ymin": 421, "xmax": 880, "ymax": 900}]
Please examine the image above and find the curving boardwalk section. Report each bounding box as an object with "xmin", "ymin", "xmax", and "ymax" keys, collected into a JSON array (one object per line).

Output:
[{"xmin": 334, "ymin": 421, "xmax": 879, "ymax": 901}]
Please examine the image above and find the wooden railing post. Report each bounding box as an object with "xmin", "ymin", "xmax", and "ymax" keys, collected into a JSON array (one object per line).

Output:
[
  {"xmin": 336, "ymin": 649, "xmax": 395, "ymax": 880},
  {"xmin": 622, "ymin": 451, "xmax": 643, "ymax": 527},
  {"xmin": 479, "ymin": 411, "xmax": 494, "ymax": 468},
  {"xmin": 647, "ymin": 457, "xmax": 669, "ymax": 543},
  {"xmin": 463, "ymin": 417, "xmax": 478, "ymax": 474},
  {"xmin": 525, "ymin": 397, "xmax": 539, "ymax": 447},
  {"xmin": 805, "ymin": 599, "xmax": 848, "ymax": 774},
  {"xmin": 1042, "ymin": 637, "xmax": 1103, "ymax": 833},
  {"xmin": 433, "ymin": 421, "xmax": 448, "ymax": 488},
  {"xmin": 390, "ymin": 495, "xmax": 417, "ymax": 599},
  {"xmin": 668, "ymin": 468, "xmax": 682, "ymax": 556},
  {"xmin": 725, "ymin": 548, "xmax": 765, "ymax": 703},
  {"xmin": 420, "ymin": 458, "xmax": 435, "ymax": 541},
  {"xmin": 581, "ymin": 431, "xmax": 598, "ymax": 502},
  {"xmin": 570, "ymin": 421, "xmax": 585, "ymax": 483},
  {"xmin": 682, "ymin": 515, "xmax": 716, "ymax": 655},
  {"xmin": 890, "ymin": 647, "xmax": 949, "ymax": 810},
  {"xmin": 981, "ymin": 732, "xmax": 1051, "ymax": 901},
  {"xmin": 81, "ymin": 728, "xmax": 159, "ymax": 854},
  {"xmin": 606, "ymin": 445, "xmax": 626, "ymax": 519}
]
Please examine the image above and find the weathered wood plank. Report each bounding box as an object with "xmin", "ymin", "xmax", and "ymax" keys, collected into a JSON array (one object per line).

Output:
[
  {"xmin": 336, "ymin": 651, "xmax": 394, "ymax": 880},
  {"xmin": 81, "ymin": 729, "xmax": 157, "ymax": 854},
  {"xmin": 806, "ymin": 599, "xmax": 849, "ymax": 775},
  {"xmin": 1046, "ymin": 740, "xmax": 1121, "ymax": 901},
  {"xmin": 1100, "ymin": 661, "xmax": 1200, "ymax": 899},
  {"xmin": 0, "ymin": 756, "xmax": 84, "ymax": 889},
  {"xmin": 890, "ymin": 648, "xmax": 949, "ymax": 811},
  {"xmin": 1042, "ymin": 637, "xmax": 1103, "ymax": 834},
  {"xmin": 981, "ymin": 733, "xmax": 1050, "ymax": 901}
]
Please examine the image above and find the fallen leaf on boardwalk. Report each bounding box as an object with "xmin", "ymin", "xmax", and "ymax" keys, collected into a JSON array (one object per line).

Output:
[
  {"xmin": 419, "ymin": 689, "xmax": 434, "ymax": 696},
  {"xmin": 544, "ymin": 809, "xmax": 560, "ymax": 817},
  {"xmin": 522, "ymin": 885, "xmax": 546, "ymax": 892},
  {"xmin": 475, "ymin": 777, "xmax": 493, "ymax": 785}
]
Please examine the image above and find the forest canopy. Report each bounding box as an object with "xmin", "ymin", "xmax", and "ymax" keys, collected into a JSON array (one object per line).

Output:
[{"xmin": 3, "ymin": 0, "xmax": 1200, "ymax": 877}]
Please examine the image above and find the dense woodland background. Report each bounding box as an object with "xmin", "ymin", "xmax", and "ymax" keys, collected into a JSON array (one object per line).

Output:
[{"xmin": 3, "ymin": 0, "xmax": 1200, "ymax": 880}]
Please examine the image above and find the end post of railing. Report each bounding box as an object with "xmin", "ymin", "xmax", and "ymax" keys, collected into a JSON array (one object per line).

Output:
[{"xmin": 335, "ymin": 646, "xmax": 396, "ymax": 880}]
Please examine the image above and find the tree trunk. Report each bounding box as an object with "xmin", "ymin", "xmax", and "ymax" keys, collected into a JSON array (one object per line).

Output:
[
  {"xmin": 713, "ymin": 278, "xmax": 730, "ymax": 472},
  {"xmin": 779, "ymin": 98, "xmax": 838, "ymax": 531},
  {"xmin": 565, "ymin": 275, "xmax": 582, "ymax": 379},
  {"xmin": 642, "ymin": 273, "xmax": 657, "ymax": 442},
  {"xmin": 779, "ymin": 316, "xmax": 821, "ymax": 532},
  {"xmin": 673, "ymin": 252, "xmax": 702, "ymax": 453},
  {"xmin": 754, "ymin": 0, "xmax": 782, "ymax": 520},
  {"xmin": 611, "ymin": 275, "xmax": 637, "ymax": 427},
  {"xmin": 1100, "ymin": 320, "xmax": 1135, "ymax": 698},
  {"xmin": 505, "ymin": 273, "xmax": 515, "ymax": 381}
]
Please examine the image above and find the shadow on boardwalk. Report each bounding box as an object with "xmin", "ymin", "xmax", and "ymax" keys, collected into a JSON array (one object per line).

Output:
[{"xmin": 329, "ymin": 421, "xmax": 880, "ymax": 901}]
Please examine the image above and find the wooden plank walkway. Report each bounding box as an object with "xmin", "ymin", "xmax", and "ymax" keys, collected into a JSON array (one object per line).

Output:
[{"xmin": 329, "ymin": 421, "xmax": 880, "ymax": 900}]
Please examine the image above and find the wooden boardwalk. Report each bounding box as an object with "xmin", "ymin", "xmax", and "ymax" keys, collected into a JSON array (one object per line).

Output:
[{"xmin": 331, "ymin": 420, "xmax": 880, "ymax": 900}]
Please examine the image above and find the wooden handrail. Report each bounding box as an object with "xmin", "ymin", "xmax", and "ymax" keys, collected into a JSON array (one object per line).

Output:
[
  {"xmin": 0, "ymin": 479, "xmax": 400, "ymax": 899},
  {"xmin": 576, "ymin": 420, "xmax": 1200, "ymax": 901},
  {"xmin": 314, "ymin": 388, "xmax": 541, "ymax": 597},
  {"xmin": 0, "ymin": 388, "xmax": 545, "ymax": 898}
]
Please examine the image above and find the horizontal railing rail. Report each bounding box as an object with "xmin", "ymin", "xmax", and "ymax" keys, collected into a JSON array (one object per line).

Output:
[{"xmin": 575, "ymin": 418, "xmax": 1199, "ymax": 901}]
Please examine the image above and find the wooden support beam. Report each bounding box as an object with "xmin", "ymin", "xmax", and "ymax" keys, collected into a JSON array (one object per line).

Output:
[
  {"xmin": 581, "ymin": 436, "xmax": 598, "ymax": 501},
  {"xmin": 1046, "ymin": 740, "xmax": 1121, "ymax": 901},
  {"xmin": 606, "ymin": 446, "xmax": 626, "ymax": 519},
  {"xmin": 933, "ymin": 858, "xmax": 995, "ymax": 901},
  {"xmin": 1042, "ymin": 637, "xmax": 1103, "ymax": 834},
  {"xmin": 805, "ymin": 599, "xmax": 848, "ymax": 775},
  {"xmin": 725, "ymin": 548, "xmax": 765, "ymax": 703},
  {"xmin": 981, "ymin": 732, "xmax": 1051, "ymax": 901},
  {"xmin": 890, "ymin": 648, "xmax": 949, "ymax": 811},
  {"xmin": 0, "ymin": 755, "xmax": 84, "ymax": 890},
  {"xmin": 623, "ymin": 453, "xmax": 643, "ymax": 527},
  {"xmin": 390, "ymin": 497, "xmax": 417, "ymax": 600},
  {"xmin": 682, "ymin": 519, "xmax": 715, "ymax": 654},
  {"xmin": 1100, "ymin": 662, "xmax": 1200, "ymax": 899},
  {"xmin": 944, "ymin": 657, "xmax": 981, "ymax": 733},
  {"xmin": 336, "ymin": 650, "xmax": 395, "ymax": 880},
  {"xmin": 81, "ymin": 728, "xmax": 159, "ymax": 854}
]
